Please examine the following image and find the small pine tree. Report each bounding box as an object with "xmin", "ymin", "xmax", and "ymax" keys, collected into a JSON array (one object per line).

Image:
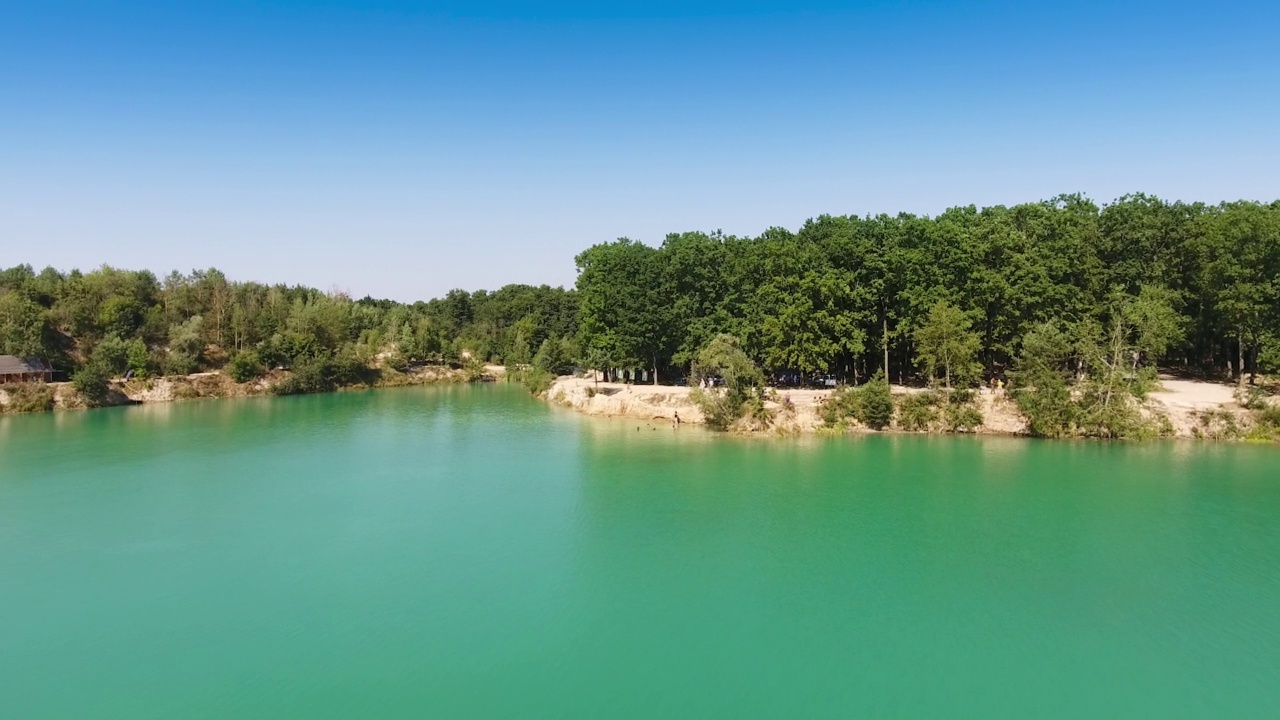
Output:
[{"xmin": 855, "ymin": 370, "xmax": 894, "ymax": 430}]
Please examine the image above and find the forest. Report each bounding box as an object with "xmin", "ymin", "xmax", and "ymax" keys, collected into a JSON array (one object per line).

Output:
[
  {"xmin": 3, "ymin": 193, "xmax": 1279, "ymax": 434},
  {"xmin": 0, "ymin": 265, "xmax": 578, "ymax": 400}
]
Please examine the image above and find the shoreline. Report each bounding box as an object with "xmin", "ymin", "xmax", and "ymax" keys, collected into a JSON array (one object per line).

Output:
[
  {"xmin": 545, "ymin": 375, "xmax": 1273, "ymax": 442},
  {"xmin": 5, "ymin": 367, "xmax": 1273, "ymax": 443},
  {"xmin": 0, "ymin": 364, "xmax": 506, "ymax": 414}
]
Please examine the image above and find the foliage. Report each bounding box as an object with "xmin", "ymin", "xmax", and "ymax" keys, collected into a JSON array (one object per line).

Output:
[
  {"xmin": 1255, "ymin": 406, "xmax": 1280, "ymax": 433},
  {"xmin": 71, "ymin": 363, "xmax": 112, "ymax": 405},
  {"xmin": 1195, "ymin": 408, "xmax": 1243, "ymax": 440},
  {"xmin": 532, "ymin": 336, "xmax": 576, "ymax": 376},
  {"xmin": 520, "ymin": 367, "xmax": 557, "ymax": 396},
  {"xmin": 1010, "ymin": 322, "xmax": 1077, "ymax": 437},
  {"xmin": 272, "ymin": 350, "xmax": 370, "ymax": 396},
  {"xmin": 0, "ymin": 291, "xmax": 48, "ymax": 357},
  {"xmin": 855, "ymin": 371, "xmax": 895, "ymax": 430},
  {"xmin": 228, "ymin": 351, "xmax": 265, "ymax": 383},
  {"xmin": 576, "ymin": 239, "xmax": 671, "ymax": 380},
  {"xmin": 820, "ymin": 386, "xmax": 861, "ymax": 427},
  {"xmin": 913, "ymin": 301, "xmax": 981, "ymax": 389},
  {"xmin": 944, "ymin": 393, "xmax": 985, "ymax": 433},
  {"xmin": 5, "ymin": 191, "xmax": 1280, "ymax": 421},
  {"xmin": 823, "ymin": 371, "xmax": 894, "ymax": 430},
  {"xmin": 1010, "ymin": 313, "xmax": 1171, "ymax": 438},
  {"xmin": 898, "ymin": 392, "xmax": 939, "ymax": 431},
  {"xmin": 1, "ymin": 382, "xmax": 54, "ymax": 414},
  {"xmin": 690, "ymin": 334, "xmax": 764, "ymax": 430}
]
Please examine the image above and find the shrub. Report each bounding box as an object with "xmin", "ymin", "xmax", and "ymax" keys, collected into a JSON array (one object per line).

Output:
[
  {"xmin": 164, "ymin": 351, "xmax": 198, "ymax": 376},
  {"xmin": 855, "ymin": 371, "xmax": 895, "ymax": 430},
  {"xmin": 898, "ymin": 392, "xmax": 939, "ymax": 431},
  {"xmin": 1012, "ymin": 376, "xmax": 1075, "ymax": 438},
  {"xmin": 820, "ymin": 386, "xmax": 859, "ymax": 426},
  {"xmin": 1236, "ymin": 385, "xmax": 1271, "ymax": 411},
  {"xmin": 462, "ymin": 356, "xmax": 487, "ymax": 382},
  {"xmin": 743, "ymin": 395, "xmax": 774, "ymax": 428},
  {"xmin": 126, "ymin": 338, "xmax": 152, "ymax": 378},
  {"xmin": 945, "ymin": 401, "xmax": 984, "ymax": 433},
  {"xmin": 690, "ymin": 335, "xmax": 765, "ymax": 431},
  {"xmin": 1257, "ymin": 406, "xmax": 1280, "ymax": 430},
  {"xmin": 90, "ymin": 335, "xmax": 131, "ymax": 376},
  {"xmin": 227, "ymin": 351, "xmax": 265, "ymax": 383},
  {"xmin": 820, "ymin": 371, "xmax": 894, "ymax": 430},
  {"xmin": 2, "ymin": 382, "xmax": 54, "ymax": 413},
  {"xmin": 514, "ymin": 367, "xmax": 555, "ymax": 396},
  {"xmin": 1194, "ymin": 408, "xmax": 1242, "ymax": 439},
  {"xmin": 272, "ymin": 350, "xmax": 371, "ymax": 396},
  {"xmin": 71, "ymin": 363, "xmax": 112, "ymax": 405},
  {"xmin": 692, "ymin": 387, "xmax": 743, "ymax": 430}
]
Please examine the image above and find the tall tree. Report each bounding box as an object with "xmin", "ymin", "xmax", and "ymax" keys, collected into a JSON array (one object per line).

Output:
[{"xmin": 913, "ymin": 300, "xmax": 981, "ymax": 389}]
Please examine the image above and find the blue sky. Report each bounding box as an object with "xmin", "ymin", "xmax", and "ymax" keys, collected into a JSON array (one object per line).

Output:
[{"xmin": 2, "ymin": 1, "xmax": 1277, "ymax": 300}]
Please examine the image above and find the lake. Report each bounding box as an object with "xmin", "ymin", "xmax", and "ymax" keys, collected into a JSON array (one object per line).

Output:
[{"xmin": 1, "ymin": 384, "xmax": 1278, "ymax": 718}]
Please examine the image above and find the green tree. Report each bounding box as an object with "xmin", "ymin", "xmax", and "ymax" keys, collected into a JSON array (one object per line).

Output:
[
  {"xmin": 71, "ymin": 363, "xmax": 111, "ymax": 405},
  {"xmin": 0, "ymin": 292, "xmax": 48, "ymax": 357},
  {"xmin": 576, "ymin": 239, "xmax": 672, "ymax": 384},
  {"xmin": 1010, "ymin": 322, "xmax": 1076, "ymax": 437},
  {"xmin": 855, "ymin": 370, "xmax": 895, "ymax": 429},
  {"xmin": 913, "ymin": 300, "xmax": 981, "ymax": 389},
  {"xmin": 690, "ymin": 334, "xmax": 764, "ymax": 430}
]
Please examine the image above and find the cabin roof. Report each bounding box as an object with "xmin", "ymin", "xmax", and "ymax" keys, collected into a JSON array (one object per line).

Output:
[{"xmin": 0, "ymin": 356, "xmax": 52, "ymax": 375}]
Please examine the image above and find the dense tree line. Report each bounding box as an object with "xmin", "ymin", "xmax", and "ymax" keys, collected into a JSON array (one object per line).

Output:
[
  {"xmin": 0, "ymin": 264, "xmax": 577, "ymax": 397},
  {"xmin": 576, "ymin": 194, "xmax": 1280, "ymax": 389},
  {"xmin": 3, "ymin": 193, "xmax": 1278, "ymax": 434}
]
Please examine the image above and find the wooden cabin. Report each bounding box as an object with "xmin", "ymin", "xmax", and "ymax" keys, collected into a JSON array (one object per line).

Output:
[{"xmin": 0, "ymin": 356, "xmax": 53, "ymax": 384}]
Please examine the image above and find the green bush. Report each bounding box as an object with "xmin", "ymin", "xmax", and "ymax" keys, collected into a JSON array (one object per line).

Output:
[
  {"xmin": 945, "ymin": 400, "xmax": 984, "ymax": 433},
  {"xmin": 1012, "ymin": 377, "xmax": 1075, "ymax": 438},
  {"xmin": 272, "ymin": 350, "xmax": 371, "ymax": 396},
  {"xmin": 898, "ymin": 392, "xmax": 939, "ymax": 431},
  {"xmin": 2, "ymin": 382, "xmax": 54, "ymax": 413},
  {"xmin": 164, "ymin": 350, "xmax": 198, "ymax": 376},
  {"xmin": 514, "ymin": 367, "xmax": 555, "ymax": 395},
  {"xmin": 1196, "ymin": 408, "xmax": 1243, "ymax": 439},
  {"xmin": 744, "ymin": 395, "xmax": 774, "ymax": 427},
  {"xmin": 691, "ymin": 387, "xmax": 741, "ymax": 430},
  {"xmin": 690, "ymin": 334, "xmax": 765, "ymax": 431},
  {"xmin": 1257, "ymin": 406, "xmax": 1280, "ymax": 430},
  {"xmin": 855, "ymin": 371, "xmax": 895, "ymax": 430},
  {"xmin": 90, "ymin": 335, "xmax": 131, "ymax": 376},
  {"xmin": 820, "ymin": 371, "xmax": 894, "ymax": 430},
  {"xmin": 71, "ymin": 363, "xmax": 112, "ymax": 405},
  {"xmin": 1237, "ymin": 385, "xmax": 1271, "ymax": 411},
  {"xmin": 227, "ymin": 351, "xmax": 265, "ymax": 383},
  {"xmin": 462, "ymin": 356, "xmax": 487, "ymax": 382}
]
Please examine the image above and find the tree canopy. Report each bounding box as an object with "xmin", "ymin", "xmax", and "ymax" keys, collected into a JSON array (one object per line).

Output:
[{"xmin": 4, "ymin": 193, "xmax": 1278, "ymax": 412}]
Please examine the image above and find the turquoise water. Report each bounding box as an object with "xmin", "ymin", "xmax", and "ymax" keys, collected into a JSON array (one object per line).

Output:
[{"xmin": 1, "ymin": 384, "xmax": 1278, "ymax": 718}]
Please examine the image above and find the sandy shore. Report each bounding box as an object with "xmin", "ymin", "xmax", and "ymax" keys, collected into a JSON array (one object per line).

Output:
[{"xmin": 546, "ymin": 374, "xmax": 1263, "ymax": 439}]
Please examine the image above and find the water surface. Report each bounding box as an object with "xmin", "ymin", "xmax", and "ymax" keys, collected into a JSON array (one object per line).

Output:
[{"xmin": 2, "ymin": 385, "xmax": 1278, "ymax": 718}]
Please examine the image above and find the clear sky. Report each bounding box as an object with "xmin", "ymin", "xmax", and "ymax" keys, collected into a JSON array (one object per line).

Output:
[{"xmin": 2, "ymin": 1, "xmax": 1277, "ymax": 301}]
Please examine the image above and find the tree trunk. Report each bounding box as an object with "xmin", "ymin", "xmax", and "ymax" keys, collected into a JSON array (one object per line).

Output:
[
  {"xmin": 652, "ymin": 354, "xmax": 659, "ymax": 386},
  {"xmin": 1238, "ymin": 327, "xmax": 1245, "ymax": 388},
  {"xmin": 883, "ymin": 315, "xmax": 889, "ymax": 376}
]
